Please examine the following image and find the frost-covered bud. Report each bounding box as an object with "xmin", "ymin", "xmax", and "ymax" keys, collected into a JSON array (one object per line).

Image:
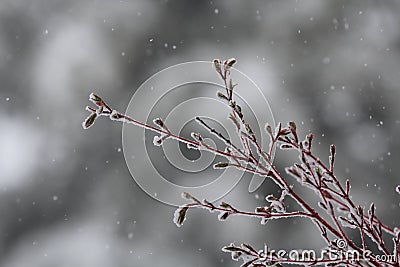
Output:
[
  {"xmin": 180, "ymin": 192, "xmax": 201, "ymax": 204},
  {"xmin": 191, "ymin": 132, "xmax": 203, "ymax": 142},
  {"xmin": 217, "ymin": 91, "xmax": 228, "ymax": 101},
  {"xmin": 222, "ymin": 244, "xmax": 243, "ymax": 261},
  {"xmin": 357, "ymin": 205, "xmax": 363, "ymax": 216},
  {"xmin": 220, "ymin": 201, "xmax": 234, "ymax": 210},
  {"xmin": 245, "ymin": 123, "xmax": 254, "ymax": 135},
  {"xmin": 330, "ymin": 144, "xmax": 336, "ymax": 156},
  {"xmin": 213, "ymin": 162, "xmax": 229, "ymax": 169},
  {"xmin": 255, "ymin": 206, "xmax": 269, "ymax": 213},
  {"xmin": 280, "ymin": 144, "xmax": 292, "ymax": 150},
  {"xmin": 218, "ymin": 211, "xmax": 230, "ymax": 221},
  {"xmin": 181, "ymin": 192, "xmax": 193, "ymax": 200},
  {"xmin": 265, "ymin": 124, "xmax": 273, "ymax": 136},
  {"xmin": 266, "ymin": 194, "xmax": 285, "ymax": 213},
  {"xmin": 82, "ymin": 112, "xmax": 97, "ymax": 129},
  {"xmin": 173, "ymin": 206, "xmax": 189, "ymax": 227},
  {"xmin": 153, "ymin": 136, "xmax": 163, "ymax": 146},
  {"xmin": 225, "ymin": 58, "xmax": 236, "ymax": 70},
  {"xmin": 213, "ymin": 59, "xmax": 222, "ymax": 74},
  {"xmin": 394, "ymin": 227, "xmax": 400, "ymax": 236},
  {"xmin": 306, "ymin": 133, "xmax": 314, "ymax": 149},
  {"xmin": 266, "ymin": 195, "xmax": 278, "ymax": 202},
  {"xmin": 110, "ymin": 110, "xmax": 123, "ymax": 121},
  {"xmin": 153, "ymin": 118, "xmax": 164, "ymax": 128},
  {"xmin": 89, "ymin": 93, "xmax": 103, "ymax": 106},
  {"xmin": 288, "ymin": 121, "xmax": 297, "ymax": 131},
  {"xmin": 231, "ymin": 251, "xmax": 242, "ymax": 261}
]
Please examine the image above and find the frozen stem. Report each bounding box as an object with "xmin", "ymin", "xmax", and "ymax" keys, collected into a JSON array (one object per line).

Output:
[{"xmin": 83, "ymin": 59, "xmax": 400, "ymax": 267}]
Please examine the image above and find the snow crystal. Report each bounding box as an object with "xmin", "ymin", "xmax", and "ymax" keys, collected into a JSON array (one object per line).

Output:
[{"xmin": 214, "ymin": 8, "xmax": 219, "ymax": 14}]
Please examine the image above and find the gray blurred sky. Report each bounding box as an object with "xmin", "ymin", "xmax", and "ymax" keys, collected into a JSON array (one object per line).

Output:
[{"xmin": 1, "ymin": 1, "xmax": 400, "ymax": 266}]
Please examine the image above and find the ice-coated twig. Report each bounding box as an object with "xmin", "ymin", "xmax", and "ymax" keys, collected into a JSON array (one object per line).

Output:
[
  {"xmin": 83, "ymin": 94, "xmax": 250, "ymax": 163},
  {"xmin": 83, "ymin": 59, "xmax": 399, "ymax": 267},
  {"xmin": 173, "ymin": 192, "xmax": 313, "ymax": 228}
]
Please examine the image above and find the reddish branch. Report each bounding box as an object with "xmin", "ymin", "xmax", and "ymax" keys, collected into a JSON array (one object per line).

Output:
[{"xmin": 83, "ymin": 59, "xmax": 399, "ymax": 267}]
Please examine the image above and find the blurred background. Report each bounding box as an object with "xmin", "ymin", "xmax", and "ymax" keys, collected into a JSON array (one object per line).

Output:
[{"xmin": 1, "ymin": 0, "xmax": 400, "ymax": 266}]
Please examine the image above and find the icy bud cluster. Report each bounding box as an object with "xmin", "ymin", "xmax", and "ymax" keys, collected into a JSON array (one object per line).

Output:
[
  {"xmin": 152, "ymin": 118, "xmax": 171, "ymax": 146},
  {"xmin": 82, "ymin": 93, "xmax": 104, "ymax": 129}
]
